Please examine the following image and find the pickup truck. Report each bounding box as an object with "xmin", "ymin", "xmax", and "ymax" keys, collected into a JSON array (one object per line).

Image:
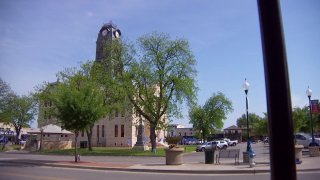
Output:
[{"xmin": 223, "ymin": 138, "xmax": 238, "ymax": 146}]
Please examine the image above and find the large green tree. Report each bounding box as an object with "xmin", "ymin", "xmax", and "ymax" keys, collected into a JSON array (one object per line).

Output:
[
  {"xmin": 189, "ymin": 92, "xmax": 233, "ymax": 141},
  {"xmin": 37, "ymin": 61, "xmax": 110, "ymax": 153},
  {"xmin": 53, "ymin": 71, "xmax": 106, "ymax": 161},
  {"xmin": 236, "ymin": 113, "xmax": 263, "ymax": 128},
  {"xmin": 252, "ymin": 118, "xmax": 268, "ymax": 137},
  {"xmin": 0, "ymin": 78, "xmax": 15, "ymax": 123},
  {"xmin": 3, "ymin": 94, "xmax": 36, "ymax": 143},
  {"xmin": 189, "ymin": 106, "xmax": 207, "ymax": 141},
  {"xmin": 292, "ymin": 106, "xmax": 309, "ymax": 133},
  {"xmin": 121, "ymin": 32, "xmax": 198, "ymax": 152}
]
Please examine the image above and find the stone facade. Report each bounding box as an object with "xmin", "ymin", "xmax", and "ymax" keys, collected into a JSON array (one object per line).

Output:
[
  {"xmin": 25, "ymin": 124, "xmax": 74, "ymax": 151},
  {"xmin": 77, "ymin": 111, "xmax": 166, "ymax": 147},
  {"xmin": 37, "ymin": 82, "xmax": 59, "ymax": 128},
  {"xmin": 167, "ymin": 124, "xmax": 197, "ymax": 137}
]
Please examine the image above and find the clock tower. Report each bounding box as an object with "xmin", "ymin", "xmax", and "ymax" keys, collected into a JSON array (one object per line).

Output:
[{"xmin": 95, "ymin": 21, "xmax": 122, "ymax": 62}]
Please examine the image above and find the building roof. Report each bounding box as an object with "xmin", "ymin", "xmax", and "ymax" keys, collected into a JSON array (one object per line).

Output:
[
  {"xmin": 27, "ymin": 124, "xmax": 73, "ymax": 134},
  {"xmin": 224, "ymin": 125, "xmax": 241, "ymax": 130}
]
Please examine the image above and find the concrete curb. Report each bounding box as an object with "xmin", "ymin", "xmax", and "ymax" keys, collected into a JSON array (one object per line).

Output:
[{"xmin": 2, "ymin": 160, "xmax": 320, "ymax": 174}]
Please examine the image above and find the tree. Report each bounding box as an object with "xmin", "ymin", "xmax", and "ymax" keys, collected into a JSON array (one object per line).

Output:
[
  {"xmin": 189, "ymin": 92, "xmax": 233, "ymax": 141},
  {"xmin": 189, "ymin": 106, "xmax": 207, "ymax": 141},
  {"xmin": 236, "ymin": 113, "xmax": 263, "ymax": 128},
  {"xmin": 52, "ymin": 69, "xmax": 107, "ymax": 162},
  {"xmin": 0, "ymin": 78, "xmax": 15, "ymax": 122},
  {"xmin": 292, "ymin": 106, "xmax": 309, "ymax": 133},
  {"xmin": 121, "ymin": 32, "xmax": 197, "ymax": 152},
  {"xmin": 4, "ymin": 94, "xmax": 36, "ymax": 143},
  {"xmin": 36, "ymin": 61, "xmax": 109, "ymax": 153},
  {"xmin": 252, "ymin": 119, "xmax": 268, "ymax": 137}
]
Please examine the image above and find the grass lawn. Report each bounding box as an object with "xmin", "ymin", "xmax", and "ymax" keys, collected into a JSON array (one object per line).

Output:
[
  {"xmin": 34, "ymin": 145, "xmax": 197, "ymax": 157},
  {"xmin": 0, "ymin": 144, "xmax": 22, "ymax": 152}
]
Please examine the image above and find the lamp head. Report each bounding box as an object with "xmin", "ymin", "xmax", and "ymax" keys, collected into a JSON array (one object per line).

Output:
[
  {"xmin": 243, "ymin": 78, "xmax": 250, "ymax": 94},
  {"xmin": 306, "ymin": 86, "xmax": 312, "ymax": 98}
]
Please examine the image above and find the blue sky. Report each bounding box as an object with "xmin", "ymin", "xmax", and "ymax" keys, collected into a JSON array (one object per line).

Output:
[{"xmin": 1, "ymin": 0, "xmax": 319, "ymax": 129}]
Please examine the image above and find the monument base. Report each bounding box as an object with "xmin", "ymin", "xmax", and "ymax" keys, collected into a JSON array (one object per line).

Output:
[{"xmin": 133, "ymin": 144, "xmax": 150, "ymax": 151}]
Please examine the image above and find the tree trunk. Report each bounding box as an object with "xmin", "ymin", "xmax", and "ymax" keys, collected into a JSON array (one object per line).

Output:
[
  {"xmin": 14, "ymin": 126, "xmax": 21, "ymax": 144},
  {"xmin": 86, "ymin": 125, "xmax": 93, "ymax": 151},
  {"xmin": 39, "ymin": 129, "xmax": 43, "ymax": 151},
  {"xmin": 149, "ymin": 124, "xmax": 157, "ymax": 153},
  {"xmin": 74, "ymin": 131, "xmax": 79, "ymax": 163}
]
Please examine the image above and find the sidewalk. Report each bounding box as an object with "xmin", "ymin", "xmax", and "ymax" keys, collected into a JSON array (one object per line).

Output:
[{"xmin": 1, "ymin": 151, "xmax": 319, "ymax": 174}]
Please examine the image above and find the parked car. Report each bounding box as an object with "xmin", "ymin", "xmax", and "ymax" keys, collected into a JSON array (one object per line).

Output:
[
  {"xmin": 196, "ymin": 141, "xmax": 218, "ymax": 152},
  {"xmin": 0, "ymin": 137, "xmax": 8, "ymax": 144},
  {"xmin": 295, "ymin": 133, "xmax": 320, "ymax": 147},
  {"xmin": 216, "ymin": 140, "xmax": 228, "ymax": 149},
  {"xmin": 183, "ymin": 137, "xmax": 198, "ymax": 145},
  {"xmin": 19, "ymin": 139, "xmax": 26, "ymax": 145}
]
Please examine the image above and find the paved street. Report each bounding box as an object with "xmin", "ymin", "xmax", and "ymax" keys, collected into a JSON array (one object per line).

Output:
[
  {"xmin": 0, "ymin": 165, "xmax": 319, "ymax": 180},
  {"xmin": 0, "ymin": 142, "xmax": 319, "ymax": 180}
]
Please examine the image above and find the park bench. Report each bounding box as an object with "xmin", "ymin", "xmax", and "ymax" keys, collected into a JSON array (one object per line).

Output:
[{"xmin": 216, "ymin": 149, "xmax": 240, "ymax": 165}]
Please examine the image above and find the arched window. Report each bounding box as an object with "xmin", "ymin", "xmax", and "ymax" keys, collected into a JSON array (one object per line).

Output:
[
  {"xmin": 97, "ymin": 125, "xmax": 100, "ymax": 138},
  {"xmin": 102, "ymin": 125, "xmax": 105, "ymax": 137},
  {"xmin": 115, "ymin": 125, "xmax": 118, "ymax": 137},
  {"xmin": 121, "ymin": 125, "xmax": 124, "ymax": 137}
]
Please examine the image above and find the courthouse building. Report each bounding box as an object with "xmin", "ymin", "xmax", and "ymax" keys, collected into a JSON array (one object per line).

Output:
[{"xmin": 38, "ymin": 22, "xmax": 166, "ymax": 148}]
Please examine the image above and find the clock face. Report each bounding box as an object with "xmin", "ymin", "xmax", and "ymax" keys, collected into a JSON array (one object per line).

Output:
[
  {"xmin": 114, "ymin": 30, "xmax": 121, "ymax": 38},
  {"xmin": 114, "ymin": 31, "xmax": 119, "ymax": 38},
  {"xmin": 102, "ymin": 29, "xmax": 108, "ymax": 36}
]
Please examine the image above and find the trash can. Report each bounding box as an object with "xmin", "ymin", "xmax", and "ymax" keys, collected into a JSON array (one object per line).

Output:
[{"xmin": 205, "ymin": 148, "xmax": 215, "ymax": 164}]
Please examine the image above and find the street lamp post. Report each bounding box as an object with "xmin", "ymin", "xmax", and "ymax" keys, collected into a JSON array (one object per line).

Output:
[
  {"xmin": 243, "ymin": 79, "xmax": 250, "ymax": 150},
  {"xmin": 306, "ymin": 86, "xmax": 315, "ymax": 146},
  {"xmin": 243, "ymin": 78, "xmax": 255, "ymax": 167}
]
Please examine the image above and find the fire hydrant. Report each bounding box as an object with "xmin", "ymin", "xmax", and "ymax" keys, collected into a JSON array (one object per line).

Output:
[{"xmin": 247, "ymin": 142, "xmax": 256, "ymax": 168}]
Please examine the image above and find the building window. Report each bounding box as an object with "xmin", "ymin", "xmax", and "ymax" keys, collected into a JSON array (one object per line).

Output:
[
  {"xmin": 115, "ymin": 110, "xmax": 119, "ymax": 117},
  {"xmin": 61, "ymin": 134, "xmax": 63, "ymax": 137},
  {"xmin": 135, "ymin": 126, "xmax": 138, "ymax": 137},
  {"xmin": 121, "ymin": 125, "xmax": 124, "ymax": 137},
  {"xmin": 81, "ymin": 131, "xmax": 84, "ymax": 137},
  {"xmin": 102, "ymin": 125, "xmax": 105, "ymax": 138},
  {"xmin": 97, "ymin": 125, "xmax": 100, "ymax": 138},
  {"xmin": 121, "ymin": 111, "xmax": 125, "ymax": 117},
  {"xmin": 184, "ymin": 132, "xmax": 187, "ymax": 136},
  {"xmin": 115, "ymin": 125, "xmax": 118, "ymax": 137},
  {"xmin": 65, "ymin": 135, "xmax": 68, "ymax": 137}
]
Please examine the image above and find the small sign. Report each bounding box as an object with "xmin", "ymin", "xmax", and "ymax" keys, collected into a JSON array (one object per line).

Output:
[{"xmin": 311, "ymin": 100, "xmax": 319, "ymax": 114}]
